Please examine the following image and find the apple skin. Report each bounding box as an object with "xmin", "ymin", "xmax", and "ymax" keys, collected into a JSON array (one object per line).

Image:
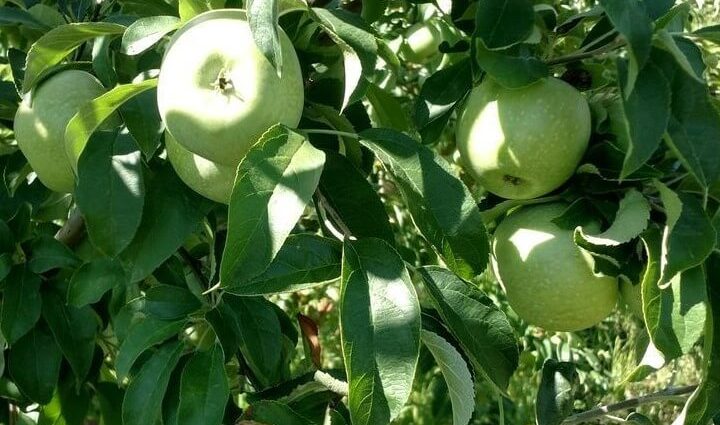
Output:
[
  {"xmin": 165, "ymin": 132, "xmax": 235, "ymax": 204},
  {"xmin": 14, "ymin": 70, "xmax": 109, "ymax": 193},
  {"xmin": 492, "ymin": 203, "xmax": 618, "ymax": 332},
  {"xmin": 157, "ymin": 9, "xmax": 304, "ymax": 166},
  {"xmin": 456, "ymin": 77, "xmax": 591, "ymax": 200},
  {"xmin": 401, "ymin": 20, "xmax": 444, "ymax": 63}
]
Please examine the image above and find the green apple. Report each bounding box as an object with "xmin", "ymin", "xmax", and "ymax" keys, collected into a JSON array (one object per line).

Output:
[
  {"xmin": 456, "ymin": 77, "xmax": 591, "ymax": 199},
  {"xmin": 401, "ymin": 20, "xmax": 444, "ymax": 63},
  {"xmin": 14, "ymin": 70, "xmax": 109, "ymax": 193},
  {"xmin": 620, "ymin": 279, "xmax": 643, "ymax": 319},
  {"xmin": 157, "ymin": 9, "xmax": 304, "ymax": 166},
  {"xmin": 165, "ymin": 132, "xmax": 235, "ymax": 204},
  {"xmin": 492, "ymin": 203, "xmax": 618, "ymax": 332}
]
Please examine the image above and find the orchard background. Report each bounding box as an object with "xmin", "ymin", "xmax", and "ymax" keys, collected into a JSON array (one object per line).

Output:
[{"xmin": 1, "ymin": 0, "xmax": 720, "ymax": 424}]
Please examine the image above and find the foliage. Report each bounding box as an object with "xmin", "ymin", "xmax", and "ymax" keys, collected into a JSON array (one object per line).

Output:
[{"xmin": 0, "ymin": 0, "xmax": 719, "ymax": 424}]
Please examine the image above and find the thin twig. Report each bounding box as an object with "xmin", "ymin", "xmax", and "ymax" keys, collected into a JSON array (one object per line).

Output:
[
  {"xmin": 313, "ymin": 370, "xmax": 349, "ymax": 396},
  {"xmin": 546, "ymin": 39, "xmax": 627, "ymax": 66},
  {"xmin": 561, "ymin": 385, "xmax": 697, "ymax": 424}
]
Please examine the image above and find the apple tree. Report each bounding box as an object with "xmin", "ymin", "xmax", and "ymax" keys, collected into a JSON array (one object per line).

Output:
[{"xmin": 0, "ymin": 0, "xmax": 719, "ymax": 424}]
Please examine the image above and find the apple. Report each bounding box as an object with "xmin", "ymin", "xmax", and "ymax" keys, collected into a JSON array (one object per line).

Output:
[
  {"xmin": 165, "ymin": 132, "xmax": 235, "ymax": 204},
  {"xmin": 401, "ymin": 20, "xmax": 444, "ymax": 63},
  {"xmin": 620, "ymin": 279, "xmax": 643, "ymax": 319},
  {"xmin": 456, "ymin": 77, "xmax": 591, "ymax": 200},
  {"xmin": 157, "ymin": 9, "xmax": 304, "ymax": 166},
  {"xmin": 492, "ymin": 203, "xmax": 618, "ymax": 332},
  {"xmin": 14, "ymin": 70, "xmax": 109, "ymax": 193}
]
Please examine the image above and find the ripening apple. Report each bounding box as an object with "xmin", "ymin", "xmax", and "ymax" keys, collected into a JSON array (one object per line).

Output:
[
  {"xmin": 492, "ymin": 203, "xmax": 618, "ymax": 332},
  {"xmin": 456, "ymin": 77, "xmax": 591, "ymax": 200},
  {"xmin": 401, "ymin": 20, "xmax": 444, "ymax": 63},
  {"xmin": 14, "ymin": 70, "xmax": 109, "ymax": 193},
  {"xmin": 157, "ymin": 9, "xmax": 304, "ymax": 166},
  {"xmin": 165, "ymin": 132, "xmax": 235, "ymax": 204}
]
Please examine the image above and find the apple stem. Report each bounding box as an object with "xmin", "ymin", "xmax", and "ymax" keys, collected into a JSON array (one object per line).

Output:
[
  {"xmin": 546, "ymin": 39, "xmax": 627, "ymax": 66},
  {"xmin": 560, "ymin": 385, "xmax": 697, "ymax": 424}
]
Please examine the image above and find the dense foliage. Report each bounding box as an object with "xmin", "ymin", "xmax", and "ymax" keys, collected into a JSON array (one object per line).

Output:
[{"xmin": 0, "ymin": 0, "xmax": 719, "ymax": 424}]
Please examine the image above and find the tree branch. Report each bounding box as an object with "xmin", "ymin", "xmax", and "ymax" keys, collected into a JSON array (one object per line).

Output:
[
  {"xmin": 546, "ymin": 39, "xmax": 627, "ymax": 66},
  {"xmin": 313, "ymin": 370, "xmax": 349, "ymax": 396},
  {"xmin": 54, "ymin": 208, "xmax": 86, "ymax": 248},
  {"xmin": 561, "ymin": 385, "xmax": 697, "ymax": 424}
]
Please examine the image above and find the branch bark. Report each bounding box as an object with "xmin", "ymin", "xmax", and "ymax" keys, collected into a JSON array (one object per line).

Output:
[{"xmin": 54, "ymin": 208, "xmax": 86, "ymax": 248}]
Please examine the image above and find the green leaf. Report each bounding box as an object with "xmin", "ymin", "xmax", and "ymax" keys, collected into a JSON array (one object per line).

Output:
[
  {"xmin": 75, "ymin": 131, "xmax": 144, "ymax": 257},
  {"xmin": 0, "ymin": 6, "xmax": 50, "ymax": 30},
  {"xmin": 340, "ymin": 238, "xmax": 420, "ymax": 424},
  {"xmin": 230, "ymin": 234, "xmax": 342, "ymax": 295},
  {"xmin": 38, "ymin": 378, "xmax": 91, "ymax": 425},
  {"xmin": 575, "ymin": 189, "xmax": 650, "ymax": 246},
  {"xmin": 361, "ymin": 0, "xmax": 388, "ymax": 23},
  {"xmin": 8, "ymin": 327, "xmax": 62, "ymax": 404},
  {"xmin": 473, "ymin": 0, "xmax": 534, "ymax": 49},
  {"xmin": 418, "ymin": 266, "xmax": 518, "ymax": 393},
  {"xmin": 119, "ymin": 89, "xmax": 164, "ymax": 159},
  {"xmin": 654, "ymin": 31, "xmax": 704, "ymax": 83},
  {"xmin": 693, "ymin": 24, "xmax": 720, "ymax": 44},
  {"xmin": 413, "ymin": 59, "xmax": 472, "ymax": 144},
  {"xmin": 65, "ymin": 79, "xmax": 158, "ymax": 166},
  {"xmin": 144, "ymin": 285, "xmax": 202, "ymax": 320},
  {"xmin": 1, "ymin": 266, "xmax": 41, "ymax": 344},
  {"xmin": 360, "ymin": 128, "xmax": 489, "ymax": 279},
  {"xmin": 535, "ymin": 359, "xmax": 578, "ymax": 425},
  {"xmin": 421, "ymin": 330, "xmax": 474, "ymax": 425},
  {"xmin": 655, "ymin": 184, "xmax": 715, "ymax": 285},
  {"xmin": 672, "ymin": 253, "xmax": 720, "ymax": 425},
  {"xmin": 245, "ymin": 400, "xmax": 314, "ymax": 425},
  {"xmin": 474, "ymin": 40, "xmax": 548, "ymax": 89},
  {"xmin": 178, "ymin": 0, "xmax": 223, "ymax": 21},
  {"xmin": 220, "ymin": 295, "xmax": 284, "ymax": 388},
  {"xmin": 365, "ymin": 83, "xmax": 410, "ymax": 132},
  {"xmin": 599, "ymin": 0, "xmax": 652, "ymax": 95},
  {"xmin": 311, "ymin": 8, "xmax": 377, "ymax": 111},
  {"xmin": 120, "ymin": 163, "xmax": 212, "ymax": 282},
  {"xmin": 613, "ymin": 54, "xmax": 671, "ymax": 178},
  {"xmin": 121, "ymin": 341, "xmax": 184, "ymax": 425},
  {"xmin": 318, "ymin": 152, "xmax": 394, "ymax": 244},
  {"xmin": 42, "ymin": 289, "xmax": 97, "ymax": 385},
  {"xmin": 68, "ymin": 258, "xmax": 126, "ymax": 307},
  {"xmin": 121, "ymin": 15, "xmax": 181, "ymax": 55},
  {"xmin": 220, "ymin": 125, "xmax": 325, "ymax": 288},
  {"xmin": 28, "ymin": 234, "xmax": 80, "ymax": 273},
  {"xmin": 177, "ymin": 344, "xmax": 228, "ymax": 425},
  {"xmin": 626, "ymin": 412, "xmax": 655, "ymax": 425},
  {"xmin": 247, "ymin": 0, "xmax": 282, "ymax": 75},
  {"xmin": 115, "ymin": 317, "xmax": 186, "ymax": 380},
  {"xmin": 96, "ymin": 383, "xmax": 124, "ymax": 425},
  {"xmin": 22, "ymin": 22, "xmax": 126, "ymax": 93}
]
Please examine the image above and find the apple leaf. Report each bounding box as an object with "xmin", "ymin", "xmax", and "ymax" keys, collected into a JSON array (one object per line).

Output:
[
  {"xmin": 575, "ymin": 188, "xmax": 650, "ymax": 246},
  {"xmin": 613, "ymin": 53, "xmax": 671, "ymax": 179},
  {"xmin": 693, "ymin": 24, "xmax": 720, "ymax": 44},
  {"xmin": 75, "ymin": 130, "xmax": 145, "ymax": 257},
  {"xmin": 655, "ymin": 182, "xmax": 715, "ymax": 286},
  {"xmin": 360, "ymin": 128, "xmax": 490, "ymax": 279},
  {"xmin": 220, "ymin": 125, "xmax": 325, "ymax": 288},
  {"xmin": 0, "ymin": 266, "xmax": 41, "ymax": 344},
  {"xmin": 121, "ymin": 341, "xmax": 184, "ymax": 425},
  {"xmin": 599, "ymin": 0, "xmax": 653, "ymax": 95},
  {"xmin": 68, "ymin": 258, "xmax": 126, "ymax": 307},
  {"xmin": 115, "ymin": 317, "xmax": 186, "ymax": 380},
  {"xmin": 178, "ymin": 0, "xmax": 224, "ymax": 21},
  {"xmin": 671, "ymin": 253, "xmax": 720, "ymax": 425},
  {"xmin": 28, "ymin": 234, "xmax": 80, "ymax": 273},
  {"xmin": 421, "ymin": 330, "xmax": 475, "ymax": 425},
  {"xmin": 653, "ymin": 30, "xmax": 704, "ymax": 83},
  {"xmin": 0, "ymin": 6, "xmax": 50, "ymax": 30},
  {"xmin": 244, "ymin": 400, "xmax": 314, "ymax": 425},
  {"xmin": 318, "ymin": 151, "xmax": 394, "ymax": 244},
  {"xmin": 177, "ymin": 344, "xmax": 228, "ymax": 425},
  {"xmin": 474, "ymin": 39, "xmax": 548, "ymax": 89},
  {"xmin": 22, "ymin": 22, "xmax": 126, "ymax": 93},
  {"xmin": 65, "ymin": 78, "xmax": 158, "ymax": 167},
  {"xmin": 473, "ymin": 0, "xmax": 535, "ymax": 49},
  {"xmin": 535, "ymin": 359, "xmax": 577, "ymax": 425},
  {"xmin": 366, "ymin": 83, "xmax": 411, "ymax": 132},
  {"xmin": 8, "ymin": 327, "xmax": 62, "ymax": 404},
  {"xmin": 120, "ymin": 163, "xmax": 212, "ymax": 283},
  {"xmin": 121, "ymin": 15, "xmax": 181, "ymax": 56},
  {"xmin": 418, "ymin": 266, "xmax": 518, "ymax": 393},
  {"xmin": 413, "ymin": 58, "xmax": 472, "ymax": 145},
  {"xmin": 341, "ymin": 238, "xmax": 420, "ymax": 425},
  {"xmin": 311, "ymin": 8, "xmax": 377, "ymax": 111},
  {"xmin": 247, "ymin": 0, "xmax": 283, "ymax": 76},
  {"xmin": 143, "ymin": 285, "xmax": 202, "ymax": 320}
]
